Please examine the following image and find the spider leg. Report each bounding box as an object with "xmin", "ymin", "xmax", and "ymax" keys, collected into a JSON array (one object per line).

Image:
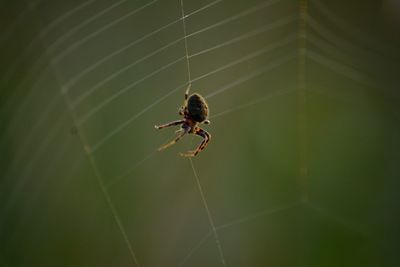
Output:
[
  {"xmin": 158, "ymin": 127, "xmax": 188, "ymax": 151},
  {"xmin": 179, "ymin": 84, "xmax": 191, "ymax": 116},
  {"xmin": 155, "ymin": 119, "xmax": 184, "ymax": 130},
  {"xmin": 184, "ymin": 83, "xmax": 191, "ymax": 101},
  {"xmin": 180, "ymin": 127, "xmax": 211, "ymax": 157}
]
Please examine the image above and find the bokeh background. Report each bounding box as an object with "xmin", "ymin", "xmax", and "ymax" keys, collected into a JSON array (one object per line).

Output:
[{"xmin": 1, "ymin": 0, "xmax": 400, "ymax": 266}]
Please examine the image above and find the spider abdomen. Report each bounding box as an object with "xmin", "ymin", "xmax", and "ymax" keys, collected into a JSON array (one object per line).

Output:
[{"xmin": 187, "ymin": 93, "xmax": 209, "ymax": 122}]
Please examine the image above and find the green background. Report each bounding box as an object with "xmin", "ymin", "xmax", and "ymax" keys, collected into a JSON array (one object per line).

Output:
[{"xmin": 1, "ymin": 0, "xmax": 400, "ymax": 266}]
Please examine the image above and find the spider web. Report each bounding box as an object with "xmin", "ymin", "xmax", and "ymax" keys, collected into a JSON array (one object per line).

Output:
[{"xmin": 1, "ymin": 0, "xmax": 400, "ymax": 266}]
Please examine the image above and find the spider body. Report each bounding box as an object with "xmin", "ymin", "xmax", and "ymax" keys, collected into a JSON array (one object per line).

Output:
[
  {"xmin": 155, "ymin": 84, "xmax": 211, "ymax": 157},
  {"xmin": 187, "ymin": 93, "xmax": 209, "ymax": 123}
]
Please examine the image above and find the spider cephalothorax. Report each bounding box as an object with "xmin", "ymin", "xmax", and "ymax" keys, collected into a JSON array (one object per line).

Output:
[{"xmin": 155, "ymin": 84, "xmax": 211, "ymax": 157}]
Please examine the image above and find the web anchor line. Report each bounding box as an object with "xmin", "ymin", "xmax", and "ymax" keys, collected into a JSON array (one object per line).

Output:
[
  {"xmin": 188, "ymin": 158, "xmax": 226, "ymax": 266},
  {"xmin": 180, "ymin": 1, "xmax": 226, "ymax": 266},
  {"xmin": 180, "ymin": 0, "xmax": 192, "ymax": 84}
]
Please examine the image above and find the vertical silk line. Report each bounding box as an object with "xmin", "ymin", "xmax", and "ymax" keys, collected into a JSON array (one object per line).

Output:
[
  {"xmin": 189, "ymin": 158, "xmax": 227, "ymax": 266},
  {"xmin": 297, "ymin": 0, "xmax": 309, "ymax": 203},
  {"xmin": 180, "ymin": 0, "xmax": 192, "ymax": 83},
  {"xmin": 180, "ymin": 1, "xmax": 226, "ymax": 266}
]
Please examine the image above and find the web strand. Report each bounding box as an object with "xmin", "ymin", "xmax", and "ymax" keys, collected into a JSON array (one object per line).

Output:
[
  {"xmin": 188, "ymin": 158, "xmax": 226, "ymax": 267},
  {"xmin": 76, "ymin": 56, "xmax": 186, "ymax": 125},
  {"xmin": 186, "ymin": 0, "xmax": 281, "ymax": 38},
  {"xmin": 58, "ymin": 66, "xmax": 141, "ymax": 267},
  {"xmin": 2, "ymin": 0, "xmax": 290, "ymax": 152},
  {"xmin": 53, "ymin": 0, "xmax": 158, "ymax": 62},
  {"xmin": 90, "ymin": 82, "xmax": 186, "ymax": 153},
  {"xmin": 0, "ymin": 0, "xmax": 94, "ymax": 85},
  {"xmin": 180, "ymin": 1, "xmax": 226, "ymax": 266},
  {"xmin": 179, "ymin": 230, "xmax": 212, "ymax": 267},
  {"xmin": 189, "ymin": 15, "xmax": 297, "ymax": 59},
  {"xmin": 107, "ymin": 86, "xmax": 295, "ymax": 189},
  {"xmin": 3, "ymin": 1, "xmax": 395, "ymax": 264},
  {"xmin": 64, "ymin": 19, "xmax": 184, "ymax": 93},
  {"xmin": 180, "ymin": 0, "xmax": 192, "ymax": 83},
  {"xmin": 311, "ymin": 0, "xmax": 399, "ymax": 57},
  {"xmin": 60, "ymin": 90, "xmax": 141, "ymax": 267},
  {"xmin": 27, "ymin": 5, "xmax": 141, "ymax": 266},
  {"xmin": 210, "ymin": 87, "xmax": 295, "ymax": 119},
  {"xmin": 78, "ymin": 35, "xmax": 296, "ymax": 132},
  {"xmin": 2, "ymin": 0, "xmax": 132, "ymax": 120},
  {"xmin": 2, "ymin": 0, "xmax": 281, "ymax": 146},
  {"xmin": 90, "ymin": 50, "xmax": 294, "ymax": 153},
  {"xmin": 105, "ymin": 131, "xmax": 179, "ymax": 188},
  {"xmin": 216, "ymin": 202, "xmax": 300, "ymax": 230},
  {"xmin": 0, "ymin": 0, "xmax": 144, "ymax": 151},
  {"xmin": 179, "ymin": 201, "xmax": 300, "ymax": 266}
]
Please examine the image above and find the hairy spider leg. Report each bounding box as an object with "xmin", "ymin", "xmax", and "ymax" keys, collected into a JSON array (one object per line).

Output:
[
  {"xmin": 158, "ymin": 126, "xmax": 189, "ymax": 151},
  {"xmin": 155, "ymin": 119, "xmax": 184, "ymax": 130},
  {"xmin": 180, "ymin": 126, "xmax": 211, "ymax": 157}
]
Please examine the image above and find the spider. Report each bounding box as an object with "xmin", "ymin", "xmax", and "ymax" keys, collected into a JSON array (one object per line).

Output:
[{"xmin": 155, "ymin": 84, "xmax": 211, "ymax": 157}]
